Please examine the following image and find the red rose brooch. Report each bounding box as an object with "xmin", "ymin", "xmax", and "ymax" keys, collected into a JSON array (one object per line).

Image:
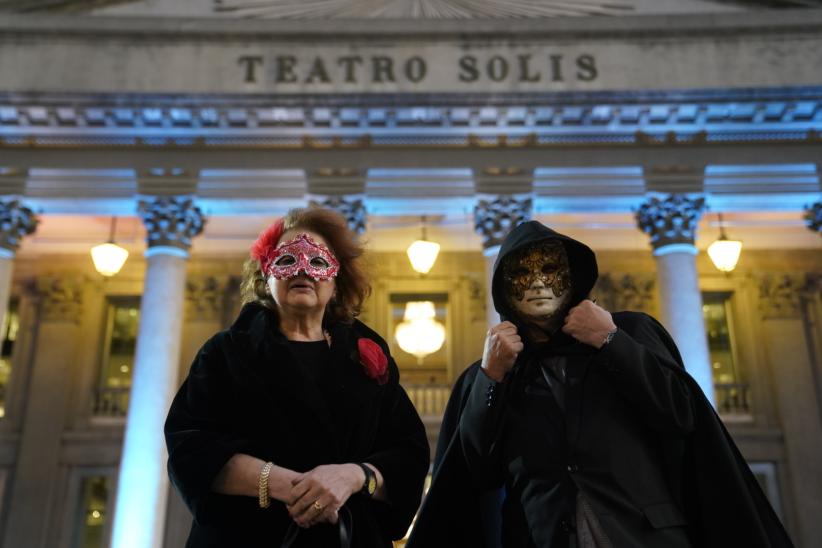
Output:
[{"xmin": 358, "ymin": 338, "xmax": 389, "ymax": 385}]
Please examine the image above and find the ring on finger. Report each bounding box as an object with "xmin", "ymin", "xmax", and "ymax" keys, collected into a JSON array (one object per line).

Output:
[{"xmin": 312, "ymin": 500, "xmax": 324, "ymax": 512}]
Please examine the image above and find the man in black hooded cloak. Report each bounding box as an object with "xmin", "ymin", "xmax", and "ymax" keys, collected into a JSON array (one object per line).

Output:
[{"xmin": 407, "ymin": 221, "xmax": 792, "ymax": 548}]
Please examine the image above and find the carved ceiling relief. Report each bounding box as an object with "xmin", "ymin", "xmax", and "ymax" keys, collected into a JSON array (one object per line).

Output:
[
  {"xmin": 35, "ymin": 276, "xmax": 85, "ymax": 324},
  {"xmin": 592, "ymin": 273, "xmax": 657, "ymax": 316},
  {"xmin": 757, "ymin": 273, "xmax": 822, "ymax": 319},
  {"xmin": 185, "ymin": 275, "xmax": 233, "ymax": 323}
]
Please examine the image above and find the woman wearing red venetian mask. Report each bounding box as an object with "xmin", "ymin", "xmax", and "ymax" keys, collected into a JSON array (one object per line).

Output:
[{"xmin": 165, "ymin": 207, "xmax": 430, "ymax": 548}]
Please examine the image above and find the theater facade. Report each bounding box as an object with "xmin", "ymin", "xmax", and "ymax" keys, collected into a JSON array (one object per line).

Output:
[{"xmin": 0, "ymin": 2, "xmax": 821, "ymax": 547}]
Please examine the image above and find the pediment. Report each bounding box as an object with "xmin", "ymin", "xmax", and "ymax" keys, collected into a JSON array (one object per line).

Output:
[{"xmin": 3, "ymin": 0, "xmax": 820, "ymax": 18}]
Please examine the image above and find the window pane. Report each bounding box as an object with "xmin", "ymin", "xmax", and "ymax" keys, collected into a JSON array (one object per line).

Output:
[
  {"xmin": 703, "ymin": 292, "xmax": 749, "ymax": 415},
  {"xmin": 702, "ymin": 294, "xmax": 738, "ymax": 384},
  {"xmin": 73, "ymin": 476, "xmax": 109, "ymax": 548},
  {"xmin": 0, "ymin": 299, "xmax": 19, "ymax": 419},
  {"xmin": 94, "ymin": 298, "xmax": 140, "ymax": 417}
]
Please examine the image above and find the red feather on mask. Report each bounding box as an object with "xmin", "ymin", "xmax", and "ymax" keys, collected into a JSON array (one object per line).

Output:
[{"xmin": 250, "ymin": 218, "xmax": 285, "ymax": 272}]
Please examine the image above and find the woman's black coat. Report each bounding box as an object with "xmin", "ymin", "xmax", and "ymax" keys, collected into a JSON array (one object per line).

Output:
[{"xmin": 165, "ymin": 303, "xmax": 430, "ymax": 547}]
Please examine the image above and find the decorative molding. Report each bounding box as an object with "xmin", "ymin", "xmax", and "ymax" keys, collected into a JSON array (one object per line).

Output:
[
  {"xmin": 473, "ymin": 195, "xmax": 532, "ymax": 250},
  {"xmin": 635, "ymin": 193, "xmax": 706, "ymax": 250},
  {"xmin": 0, "ymin": 199, "xmax": 38, "ymax": 253},
  {"xmin": 462, "ymin": 275, "xmax": 487, "ymax": 324},
  {"xmin": 185, "ymin": 276, "xmax": 230, "ymax": 322},
  {"xmin": 137, "ymin": 168, "xmax": 198, "ymax": 196},
  {"xmin": 805, "ymin": 201, "xmax": 821, "ymax": 235},
  {"xmin": 593, "ymin": 273, "xmax": 656, "ymax": 314},
  {"xmin": 35, "ymin": 277, "xmax": 84, "ymax": 323},
  {"xmin": 308, "ymin": 196, "xmax": 367, "ymax": 235},
  {"xmin": 757, "ymin": 273, "xmax": 821, "ymax": 319},
  {"xmin": 137, "ymin": 196, "xmax": 206, "ymax": 250},
  {"xmin": 473, "ymin": 167, "xmax": 533, "ymax": 195},
  {"xmin": 2, "ymin": 98, "xmax": 821, "ymax": 147}
]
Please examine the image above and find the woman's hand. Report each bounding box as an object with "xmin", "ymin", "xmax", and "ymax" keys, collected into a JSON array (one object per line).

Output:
[{"xmin": 286, "ymin": 464, "xmax": 363, "ymax": 528}]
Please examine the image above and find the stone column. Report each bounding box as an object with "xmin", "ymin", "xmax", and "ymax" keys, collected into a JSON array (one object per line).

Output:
[
  {"xmin": 0, "ymin": 199, "xmax": 38, "ymax": 340},
  {"xmin": 757, "ymin": 273, "xmax": 822, "ymax": 547},
  {"xmin": 636, "ymin": 194, "xmax": 715, "ymax": 405},
  {"xmin": 110, "ymin": 197, "xmax": 205, "ymax": 548},
  {"xmin": 309, "ymin": 195, "xmax": 367, "ymax": 235},
  {"xmin": 2, "ymin": 278, "xmax": 84, "ymax": 548},
  {"xmin": 473, "ymin": 196, "xmax": 532, "ymax": 328}
]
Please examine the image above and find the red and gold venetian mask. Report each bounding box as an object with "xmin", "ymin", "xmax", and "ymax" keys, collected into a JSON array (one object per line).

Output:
[{"xmin": 264, "ymin": 233, "xmax": 340, "ymax": 281}]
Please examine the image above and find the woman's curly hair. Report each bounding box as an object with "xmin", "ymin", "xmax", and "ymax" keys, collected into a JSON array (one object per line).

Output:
[{"xmin": 240, "ymin": 206, "xmax": 370, "ymax": 326}]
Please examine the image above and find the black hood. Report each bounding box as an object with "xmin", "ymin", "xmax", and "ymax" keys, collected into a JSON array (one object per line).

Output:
[{"xmin": 491, "ymin": 221, "xmax": 598, "ymax": 326}]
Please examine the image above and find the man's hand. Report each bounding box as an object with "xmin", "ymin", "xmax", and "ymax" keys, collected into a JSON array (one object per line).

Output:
[
  {"xmin": 562, "ymin": 300, "xmax": 617, "ymax": 349},
  {"xmin": 481, "ymin": 321, "xmax": 524, "ymax": 382}
]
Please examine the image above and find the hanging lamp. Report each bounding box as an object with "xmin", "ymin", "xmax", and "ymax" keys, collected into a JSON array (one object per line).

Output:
[
  {"xmin": 707, "ymin": 212, "xmax": 742, "ymax": 273},
  {"xmin": 91, "ymin": 217, "xmax": 129, "ymax": 276},
  {"xmin": 406, "ymin": 216, "xmax": 440, "ymax": 274}
]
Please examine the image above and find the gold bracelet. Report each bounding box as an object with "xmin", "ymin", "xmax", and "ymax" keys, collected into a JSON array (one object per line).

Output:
[{"xmin": 258, "ymin": 462, "xmax": 273, "ymax": 508}]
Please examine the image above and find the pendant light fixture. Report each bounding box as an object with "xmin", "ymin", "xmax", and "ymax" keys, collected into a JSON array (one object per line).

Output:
[
  {"xmin": 707, "ymin": 212, "xmax": 742, "ymax": 273},
  {"xmin": 406, "ymin": 216, "xmax": 441, "ymax": 275},
  {"xmin": 91, "ymin": 216, "xmax": 129, "ymax": 277}
]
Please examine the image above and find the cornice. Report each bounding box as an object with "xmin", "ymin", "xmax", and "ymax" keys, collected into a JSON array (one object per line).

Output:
[
  {"xmin": 3, "ymin": 10, "xmax": 822, "ymax": 39},
  {"xmin": 1, "ymin": 95, "xmax": 820, "ymax": 147}
]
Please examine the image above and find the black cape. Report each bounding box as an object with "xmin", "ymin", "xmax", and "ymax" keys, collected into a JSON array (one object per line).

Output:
[
  {"xmin": 407, "ymin": 221, "xmax": 792, "ymax": 548},
  {"xmin": 165, "ymin": 303, "xmax": 430, "ymax": 548}
]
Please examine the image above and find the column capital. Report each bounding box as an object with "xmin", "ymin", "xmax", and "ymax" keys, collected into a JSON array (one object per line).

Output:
[
  {"xmin": 308, "ymin": 195, "xmax": 367, "ymax": 235},
  {"xmin": 473, "ymin": 195, "xmax": 532, "ymax": 251},
  {"xmin": 635, "ymin": 193, "xmax": 705, "ymax": 251},
  {"xmin": 804, "ymin": 201, "xmax": 821, "ymax": 235},
  {"xmin": 138, "ymin": 196, "xmax": 206, "ymax": 252},
  {"xmin": 0, "ymin": 199, "xmax": 39, "ymax": 254}
]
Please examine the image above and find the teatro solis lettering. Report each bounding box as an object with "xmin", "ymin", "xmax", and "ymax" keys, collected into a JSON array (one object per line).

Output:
[
  {"xmin": 237, "ymin": 53, "xmax": 597, "ymax": 85},
  {"xmin": 457, "ymin": 53, "xmax": 597, "ymax": 83}
]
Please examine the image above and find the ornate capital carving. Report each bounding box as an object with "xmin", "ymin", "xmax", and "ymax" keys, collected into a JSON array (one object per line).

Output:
[
  {"xmin": 593, "ymin": 273, "xmax": 657, "ymax": 314},
  {"xmin": 473, "ymin": 196, "xmax": 532, "ymax": 250},
  {"xmin": 635, "ymin": 194, "xmax": 705, "ymax": 250},
  {"xmin": 138, "ymin": 196, "xmax": 206, "ymax": 250},
  {"xmin": 0, "ymin": 199, "xmax": 39, "ymax": 253},
  {"xmin": 309, "ymin": 196, "xmax": 367, "ymax": 235},
  {"xmin": 757, "ymin": 273, "xmax": 821, "ymax": 319},
  {"xmin": 805, "ymin": 202, "xmax": 821, "ymax": 235},
  {"xmin": 185, "ymin": 276, "xmax": 230, "ymax": 323},
  {"xmin": 36, "ymin": 277, "xmax": 83, "ymax": 323}
]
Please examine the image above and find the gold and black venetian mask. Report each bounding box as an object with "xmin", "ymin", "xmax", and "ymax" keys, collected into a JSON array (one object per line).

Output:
[{"xmin": 502, "ymin": 242, "xmax": 571, "ymax": 302}]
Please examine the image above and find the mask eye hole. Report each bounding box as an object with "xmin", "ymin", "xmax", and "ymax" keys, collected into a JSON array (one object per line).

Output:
[
  {"xmin": 274, "ymin": 255, "xmax": 296, "ymax": 266},
  {"xmin": 542, "ymin": 264, "xmax": 558, "ymax": 275},
  {"xmin": 310, "ymin": 257, "xmax": 330, "ymax": 268},
  {"xmin": 512, "ymin": 267, "xmax": 529, "ymax": 278}
]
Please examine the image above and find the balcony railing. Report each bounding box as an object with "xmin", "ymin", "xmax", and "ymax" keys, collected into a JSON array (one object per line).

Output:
[
  {"xmin": 403, "ymin": 384, "xmax": 451, "ymax": 417},
  {"xmin": 92, "ymin": 386, "xmax": 130, "ymax": 418},
  {"xmin": 715, "ymin": 382, "xmax": 751, "ymax": 416},
  {"xmin": 90, "ymin": 382, "xmax": 752, "ymax": 421}
]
